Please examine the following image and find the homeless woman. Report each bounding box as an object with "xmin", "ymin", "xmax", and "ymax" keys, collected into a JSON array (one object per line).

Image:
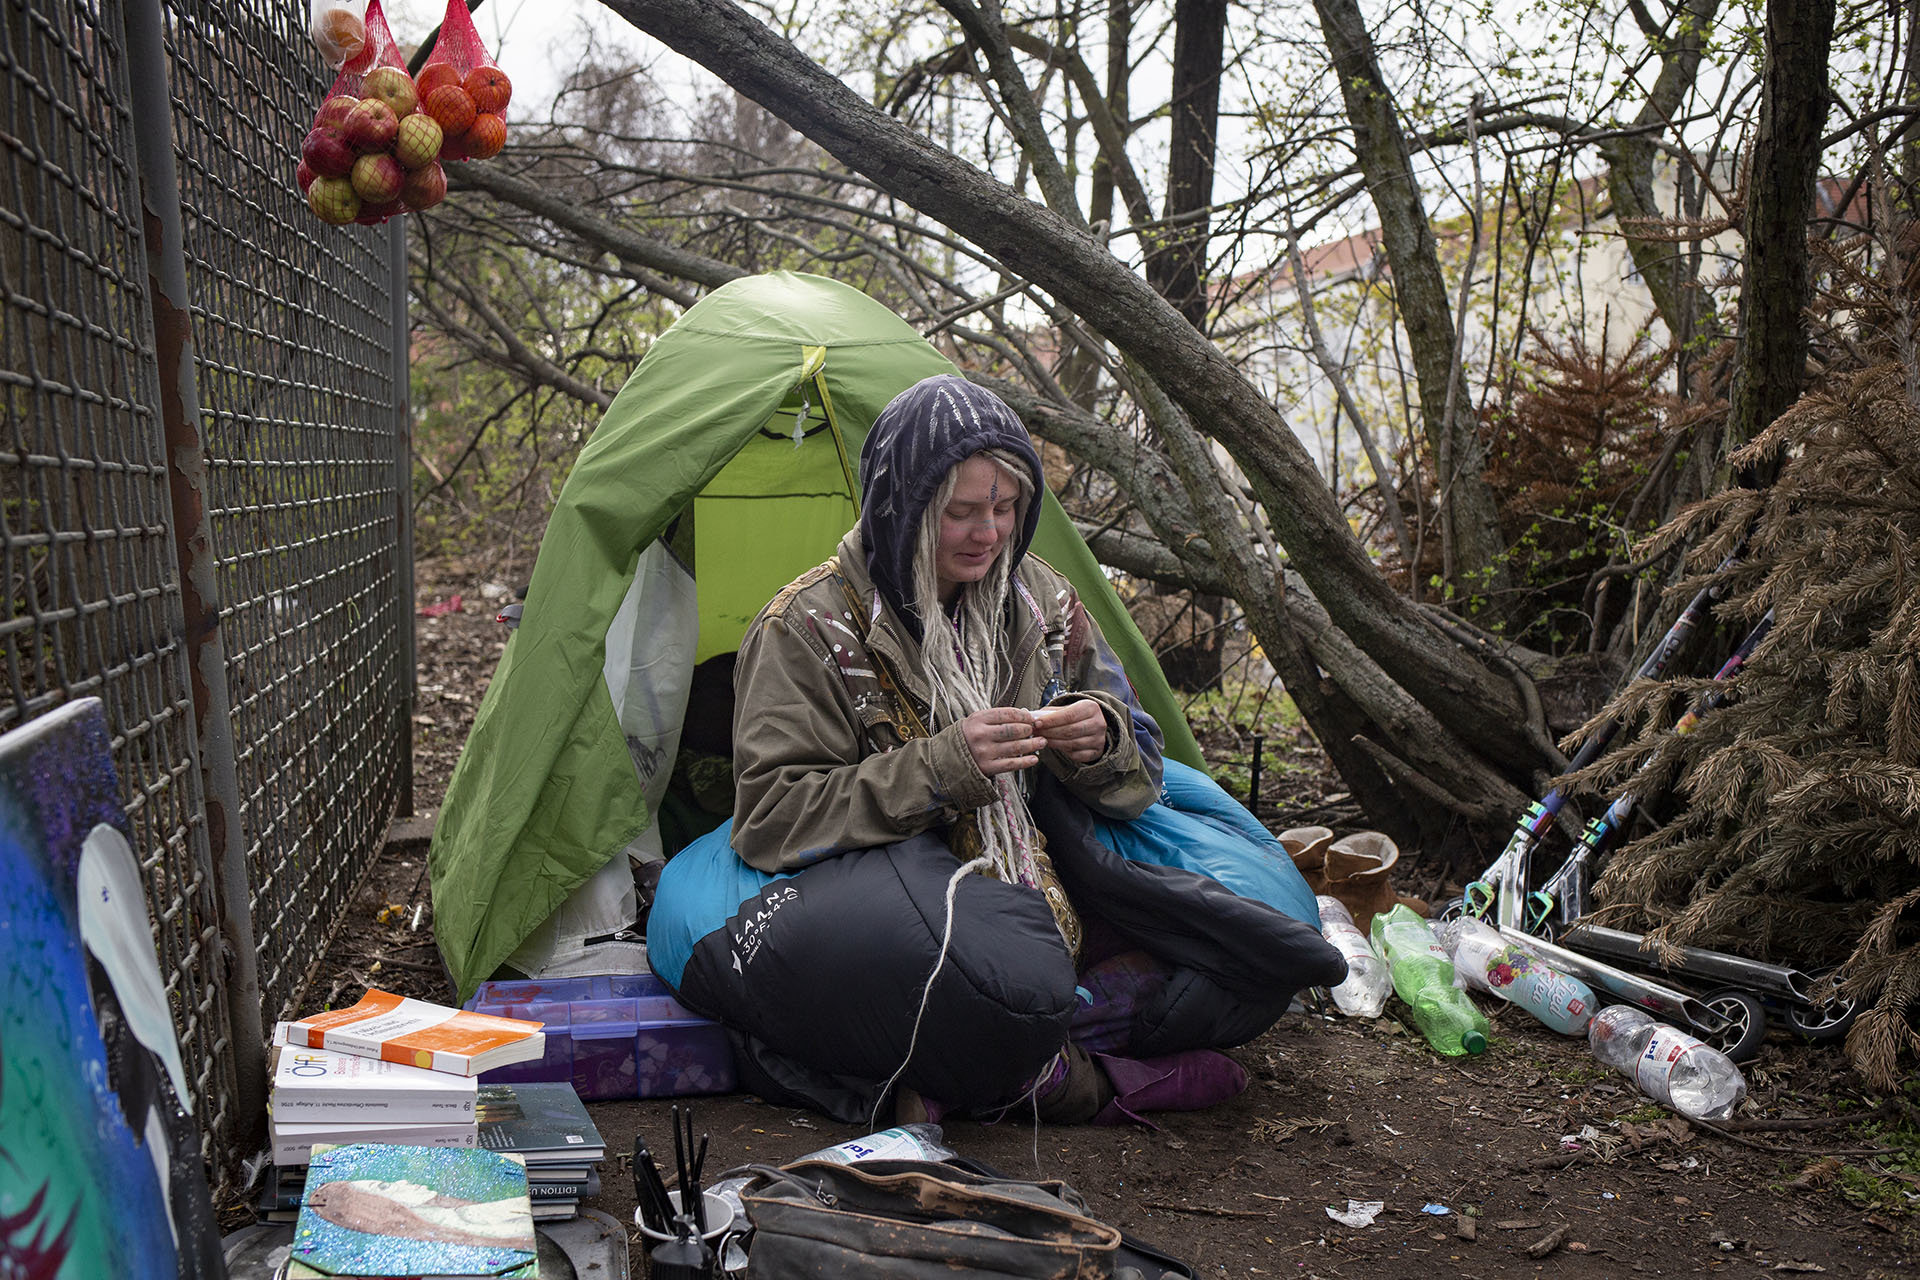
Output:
[{"xmin": 648, "ymin": 374, "xmax": 1344, "ymax": 1125}]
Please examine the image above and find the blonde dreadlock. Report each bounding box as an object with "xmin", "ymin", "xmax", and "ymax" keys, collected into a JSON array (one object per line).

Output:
[{"xmin": 909, "ymin": 449, "xmax": 1047, "ymax": 894}]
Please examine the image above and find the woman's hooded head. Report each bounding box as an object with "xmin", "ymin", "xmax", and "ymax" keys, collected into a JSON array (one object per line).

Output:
[{"xmin": 858, "ymin": 375, "xmax": 1044, "ymax": 637}]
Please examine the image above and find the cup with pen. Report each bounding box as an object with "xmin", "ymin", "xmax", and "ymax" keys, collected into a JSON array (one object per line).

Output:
[{"xmin": 633, "ymin": 1104, "xmax": 732, "ymax": 1278}]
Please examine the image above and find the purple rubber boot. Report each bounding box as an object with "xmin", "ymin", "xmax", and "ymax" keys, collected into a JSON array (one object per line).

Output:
[{"xmin": 1090, "ymin": 1049, "xmax": 1248, "ymax": 1128}]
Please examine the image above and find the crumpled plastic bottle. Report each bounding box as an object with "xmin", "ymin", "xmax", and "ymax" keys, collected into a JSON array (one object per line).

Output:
[
  {"xmin": 1370, "ymin": 903, "xmax": 1490, "ymax": 1055},
  {"xmin": 1317, "ymin": 895, "xmax": 1391, "ymax": 1018},
  {"xmin": 795, "ymin": 1122, "xmax": 955, "ymax": 1165},
  {"xmin": 1588, "ymin": 1004, "xmax": 1747, "ymax": 1120},
  {"xmin": 1440, "ymin": 916, "xmax": 1598, "ymax": 1035}
]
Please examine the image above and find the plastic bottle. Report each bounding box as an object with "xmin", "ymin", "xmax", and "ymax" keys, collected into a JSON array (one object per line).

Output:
[
  {"xmin": 1316, "ymin": 895, "xmax": 1391, "ymax": 1018},
  {"xmin": 1440, "ymin": 916, "xmax": 1598, "ymax": 1035},
  {"xmin": 1369, "ymin": 903, "xmax": 1491, "ymax": 1056},
  {"xmin": 795, "ymin": 1122, "xmax": 955, "ymax": 1165},
  {"xmin": 1587, "ymin": 1004, "xmax": 1747, "ymax": 1121}
]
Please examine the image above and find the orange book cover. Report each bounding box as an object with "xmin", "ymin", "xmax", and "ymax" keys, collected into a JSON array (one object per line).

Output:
[{"xmin": 289, "ymin": 988, "xmax": 545, "ymax": 1077}]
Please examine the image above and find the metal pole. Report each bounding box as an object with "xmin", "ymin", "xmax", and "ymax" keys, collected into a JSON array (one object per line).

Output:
[
  {"xmin": 390, "ymin": 221, "xmax": 416, "ymax": 817},
  {"xmin": 124, "ymin": 0, "xmax": 268, "ymax": 1156},
  {"xmin": 1560, "ymin": 925, "xmax": 1815, "ymax": 1004},
  {"xmin": 1248, "ymin": 733, "xmax": 1263, "ymax": 817}
]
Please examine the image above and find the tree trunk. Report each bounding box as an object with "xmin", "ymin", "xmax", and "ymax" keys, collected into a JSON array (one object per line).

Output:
[
  {"xmin": 1059, "ymin": 1, "xmax": 1133, "ymax": 411},
  {"xmin": 1308, "ymin": 0, "xmax": 1511, "ymax": 599},
  {"xmin": 1144, "ymin": 0, "xmax": 1228, "ymax": 690},
  {"xmin": 1145, "ymin": 0, "xmax": 1225, "ymax": 329},
  {"xmin": 1599, "ymin": 0, "xmax": 1723, "ymax": 353},
  {"xmin": 1724, "ymin": 0, "xmax": 1836, "ymax": 475},
  {"xmin": 595, "ymin": 0, "xmax": 1554, "ymax": 808}
]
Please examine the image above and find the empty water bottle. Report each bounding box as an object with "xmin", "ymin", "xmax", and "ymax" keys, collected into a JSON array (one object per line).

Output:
[
  {"xmin": 1588, "ymin": 1005, "xmax": 1747, "ymax": 1121},
  {"xmin": 1370, "ymin": 903, "xmax": 1490, "ymax": 1055},
  {"xmin": 1317, "ymin": 896, "xmax": 1391, "ymax": 1018},
  {"xmin": 1440, "ymin": 917, "xmax": 1598, "ymax": 1035}
]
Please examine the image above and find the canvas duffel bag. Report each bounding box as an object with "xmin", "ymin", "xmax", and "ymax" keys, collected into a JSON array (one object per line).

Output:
[{"xmin": 738, "ymin": 1157, "xmax": 1129, "ymax": 1279}]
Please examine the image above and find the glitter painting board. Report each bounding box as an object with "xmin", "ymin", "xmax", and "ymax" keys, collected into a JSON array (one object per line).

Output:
[
  {"xmin": 289, "ymin": 1143, "xmax": 537, "ymax": 1278},
  {"xmin": 0, "ymin": 697, "xmax": 223, "ymax": 1279}
]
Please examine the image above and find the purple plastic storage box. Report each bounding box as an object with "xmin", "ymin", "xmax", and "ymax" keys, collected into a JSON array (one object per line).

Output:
[
  {"xmin": 467, "ymin": 973, "xmax": 670, "ymax": 1005},
  {"xmin": 464, "ymin": 976, "xmax": 735, "ymax": 1101}
]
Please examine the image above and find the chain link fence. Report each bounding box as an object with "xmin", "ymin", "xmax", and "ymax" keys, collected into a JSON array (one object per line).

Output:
[{"xmin": 1, "ymin": 0, "xmax": 413, "ymax": 1182}]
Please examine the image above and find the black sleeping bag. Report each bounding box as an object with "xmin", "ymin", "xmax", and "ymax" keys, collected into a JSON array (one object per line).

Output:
[
  {"xmin": 664, "ymin": 774, "xmax": 1344, "ymax": 1122},
  {"xmin": 674, "ymin": 832, "xmax": 1078, "ymax": 1114}
]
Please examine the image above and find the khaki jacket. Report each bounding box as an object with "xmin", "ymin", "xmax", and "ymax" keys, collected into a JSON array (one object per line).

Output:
[{"xmin": 731, "ymin": 529, "xmax": 1163, "ymax": 872}]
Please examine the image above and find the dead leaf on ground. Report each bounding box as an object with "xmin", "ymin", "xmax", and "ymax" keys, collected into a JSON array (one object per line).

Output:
[
  {"xmin": 1782, "ymin": 1156, "xmax": 1843, "ymax": 1190},
  {"xmin": 1525, "ymin": 1224, "xmax": 1570, "ymax": 1258}
]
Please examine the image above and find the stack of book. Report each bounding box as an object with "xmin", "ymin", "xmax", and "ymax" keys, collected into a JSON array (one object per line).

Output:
[
  {"xmin": 262, "ymin": 1079, "xmax": 606, "ymax": 1223},
  {"xmin": 259, "ymin": 989, "xmax": 548, "ymax": 1220},
  {"xmin": 267, "ymin": 1028, "xmax": 481, "ymax": 1168},
  {"xmin": 475, "ymin": 1081, "xmax": 607, "ymax": 1221}
]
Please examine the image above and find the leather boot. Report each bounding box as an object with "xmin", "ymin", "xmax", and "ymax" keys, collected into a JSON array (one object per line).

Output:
[
  {"xmin": 1032, "ymin": 1045, "xmax": 1115, "ymax": 1124},
  {"xmin": 892, "ymin": 1087, "xmax": 946, "ymax": 1126},
  {"xmin": 1090, "ymin": 1050, "xmax": 1248, "ymax": 1128},
  {"xmin": 1322, "ymin": 832, "xmax": 1428, "ymax": 936},
  {"xmin": 1280, "ymin": 826, "xmax": 1336, "ymax": 895}
]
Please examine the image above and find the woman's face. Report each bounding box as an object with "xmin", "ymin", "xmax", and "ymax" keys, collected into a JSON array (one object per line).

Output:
[{"xmin": 935, "ymin": 455, "xmax": 1020, "ymax": 602}]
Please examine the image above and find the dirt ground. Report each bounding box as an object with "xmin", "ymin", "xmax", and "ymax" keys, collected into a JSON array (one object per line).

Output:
[{"xmin": 290, "ymin": 559, "xmax": 1920, "ymax": 1277}]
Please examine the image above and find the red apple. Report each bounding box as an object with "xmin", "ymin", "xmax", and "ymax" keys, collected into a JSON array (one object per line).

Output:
[
  {"xmin": 464, "ymin": 65, "xmax": 512, "ymax": 114},
  {"xmin": 393, "ymin": 113, "xmax": 443, "ymax": 169},
  {"xmin": 360, "ymin": 66, "xmax": 418, "ymax": 119},
  {"xmin": 463, "ymin": 113, "xmax": 506, "ymax": 159},
  {"xmin": 400, "ymin": 161, "xmax": 447, "ymax": 211},
  {"xmin": 424, "ymin": 84, "xmax": 476, "ymax": 138},
  {"xmin": 415, "ymin": 62, "xmax": 462, "ymax": 98},
  {"xmin": 315, "ymin": 95, "xmax": 359, "ymax": 130},
  {"xmin": 344, "ymin": 98, "xmax": 398, "ymax": 153},
  {"xmin": 301, "ymin": 126, "xmax": 356, "ymax": 177},
  {"xmin": 355, "ymin": 198, "xmax": 406, "ymax": 226},
  {"xmin": 296, "ymin": 159, "xmax": 317, "ymax": 193},
  {"xmin": 350, "ymin": 152, "xmax": 405, "ymax": 204},
  {"xmin": 307, "ymin": 175, "xmax": 360, "ymax": 224}
]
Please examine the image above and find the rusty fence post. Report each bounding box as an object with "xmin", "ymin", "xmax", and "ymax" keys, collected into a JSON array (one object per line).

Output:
[
  {"xmin": 391, "ymin": 223, "xmax": 416, "ymax": 818},
  {"xmin": 124, "ymin": 0, "xmax": 268, "ymax": 1157}
]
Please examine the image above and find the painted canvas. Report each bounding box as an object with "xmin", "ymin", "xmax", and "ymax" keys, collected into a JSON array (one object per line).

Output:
[
  {"xmin": 0, "ymin": 697, "xmax": 223, "ymax": 1278},
  {"xmin": 290, "ymin": 1143, "xmax": 536, "ymax": 1278}
]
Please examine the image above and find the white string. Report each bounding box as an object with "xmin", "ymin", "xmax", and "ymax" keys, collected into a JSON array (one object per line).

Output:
[{"xmin": 869, "ymin": 853, "xmax": 992, "ymax": 1131}]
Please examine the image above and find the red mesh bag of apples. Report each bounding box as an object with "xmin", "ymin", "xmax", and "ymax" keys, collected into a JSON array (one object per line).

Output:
[
  {"xmin": 417, "ymin": 0, "xmax": 512, "ymax": 164},
  {"xmin": 300, "ymin": 0, "xmax": 448, "ymax": 225}
]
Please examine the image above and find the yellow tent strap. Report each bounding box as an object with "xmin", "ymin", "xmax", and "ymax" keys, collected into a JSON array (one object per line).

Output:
[{"xmin": 803, "ymin": 344, "xmax": 860, "ymax": 517}]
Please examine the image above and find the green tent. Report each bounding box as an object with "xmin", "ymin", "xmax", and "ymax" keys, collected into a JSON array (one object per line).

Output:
[{"xmin": 429, "ymin": 271, "xmax": 1204, "ymax": 1000}]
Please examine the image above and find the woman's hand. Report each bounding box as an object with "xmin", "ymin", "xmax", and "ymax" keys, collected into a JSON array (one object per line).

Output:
[
  {"xmin": 1033, "ymin": 699, "xmax": 1108, "ymax": 764},
  {"xmin": 961, "ymin": 708, "xmax": 1046, "ymax": 776}
]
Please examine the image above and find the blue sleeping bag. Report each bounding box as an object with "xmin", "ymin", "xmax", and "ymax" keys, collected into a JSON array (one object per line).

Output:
[
  {"xmin": 1091, "ymin": 759, "xmax": 1321, "ymax": 927},
  {"xmin": 649, "ymin": 759, "xmax": 1320, "ymax": 989}
]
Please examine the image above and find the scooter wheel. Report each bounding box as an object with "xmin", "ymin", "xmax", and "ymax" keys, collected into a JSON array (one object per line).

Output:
[
  {"xmin": 1434, "ymin": 896, "xmax": 1468, "ymax": 923},
  {"xmin": 1700, "ymin": 987, "xmax": 1768, "ymax": 1063},
  {"xmin": 1785, "ymin": 970, "xmax": 1857, "ymax": 1042}
]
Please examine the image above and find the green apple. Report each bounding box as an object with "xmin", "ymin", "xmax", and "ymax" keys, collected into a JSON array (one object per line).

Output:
[{"xmin": 360, "ymin": 66, "xmax": 418, "ymax": 120}]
